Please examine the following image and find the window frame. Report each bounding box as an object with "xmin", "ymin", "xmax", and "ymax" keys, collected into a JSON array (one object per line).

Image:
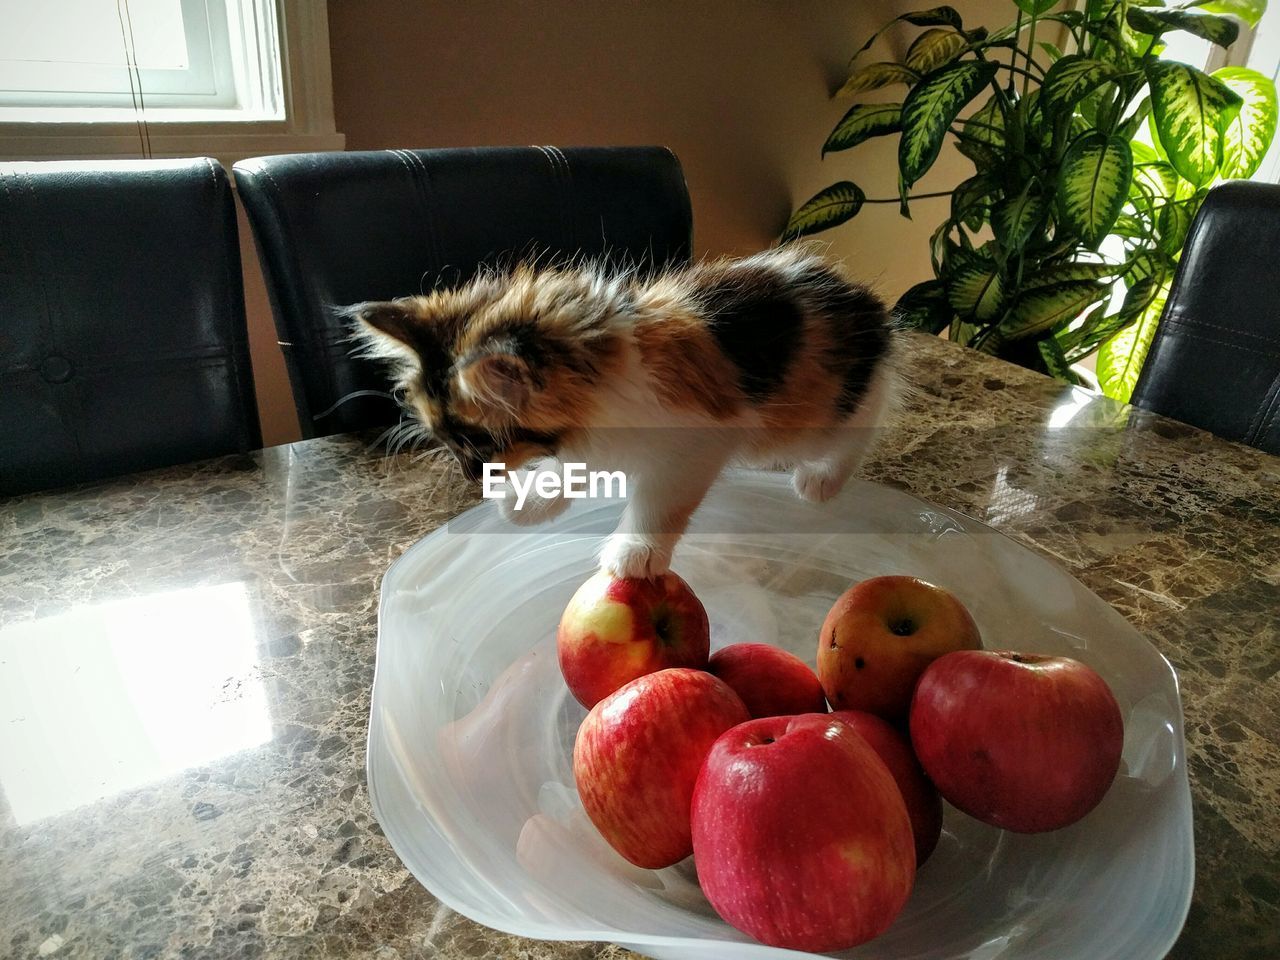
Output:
[{"xmin": 0, "ymin": 0, "xmax": 343, "ymax": 167}]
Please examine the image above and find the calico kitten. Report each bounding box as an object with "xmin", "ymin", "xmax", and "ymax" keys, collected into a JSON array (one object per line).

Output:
[{"xmin": 349, "ymin": 246, "xmax": 899, "ymax": 579}]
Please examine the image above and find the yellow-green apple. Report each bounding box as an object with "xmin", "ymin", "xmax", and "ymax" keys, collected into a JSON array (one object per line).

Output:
[
  {"xmin": 691, "ymin": 714, "xmax": 915, "ymax": 952},
  {"xmin": 818, "ymin": 575, "xmax": 981, "ymax": 721},
  {"xmin": 910, "ymin": 650, "xmax": 1124, "ymax": 833},
  {"xmin": 707, "ymin": 643, "xmax": 827, "ymax": 718},
  {"xmin": 832, "ymin": 710, "xmax": 943, "ymax": 865},
  {"xmin": 573, "ymin": 667, "xmax": 748, "ymax": 868},
  {"xmin": 558, "ymin": 571, "xmax": 710, "ymax": 709}
]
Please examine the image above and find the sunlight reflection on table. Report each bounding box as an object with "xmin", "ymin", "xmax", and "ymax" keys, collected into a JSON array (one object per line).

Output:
[{"xmin": 0, "ymin": 582, "xmax": 269, "ymax": 825}]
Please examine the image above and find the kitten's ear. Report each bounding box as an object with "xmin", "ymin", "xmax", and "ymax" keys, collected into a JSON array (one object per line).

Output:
[
  {"xmin": 457, "ymin": 352, "xmax": 533, "ymax": 413},
  {"xmin": 344, "ymin": 300, "xmax": 420, "ymax": 359}
]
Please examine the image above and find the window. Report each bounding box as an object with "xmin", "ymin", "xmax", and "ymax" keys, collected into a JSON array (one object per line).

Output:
[
  {"xmin": 0, "ymin": 0, "xmax": 342, "ymax": 164},
  {"xmin": 1239, "ymin": 2, "xmax": 1280, "ymax": 181},
  {"xmin": 0, "ymin": 0, "xmax": 282, "ymax": 122}
]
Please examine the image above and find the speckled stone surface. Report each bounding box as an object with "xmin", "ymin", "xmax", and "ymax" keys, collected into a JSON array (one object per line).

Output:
[{"xmin": 1, "ymin": 332, "xmax": 1276, "ymax": 959}]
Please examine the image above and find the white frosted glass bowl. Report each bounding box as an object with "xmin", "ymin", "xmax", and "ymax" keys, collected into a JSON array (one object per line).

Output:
[{"xmin": 367, "ymin": 471, "xmax": 1192, "ymax": 960}]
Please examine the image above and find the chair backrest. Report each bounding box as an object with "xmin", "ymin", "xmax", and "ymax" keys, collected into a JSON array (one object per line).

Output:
[
  {"xmin": 232, "ymin": 146, "xmax": 693, "ymax": 438},
  {"xmin": 0, "ymin": 158, "xmax": 261, "ymax": 497},
  {"xmin": 1132, "ymin": 180, "xmax": 1280, "ymax": 455}
]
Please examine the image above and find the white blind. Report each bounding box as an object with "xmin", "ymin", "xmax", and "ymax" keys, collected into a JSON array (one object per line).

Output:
[{"xmin": 0, "ymin": 0, "xmax": 283, "ymax": 122}]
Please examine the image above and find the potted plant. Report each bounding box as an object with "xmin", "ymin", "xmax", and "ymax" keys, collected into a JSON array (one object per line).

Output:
[{"xmin": 784, "ymin": 0, "xmax": 1277, "ymax": 400}]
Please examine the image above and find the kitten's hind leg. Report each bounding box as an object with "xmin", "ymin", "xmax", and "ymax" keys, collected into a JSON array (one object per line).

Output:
[
  {"xmin": 791, "ymin": 433, "xmax": 872, "ymax": 504},
  {"xmin": 793, "ymin": 364, "xmax": 896, "ymax": 503},
  {"xmin": 783, "ymin": 419, "xmax": 885, "ymax": 506}
]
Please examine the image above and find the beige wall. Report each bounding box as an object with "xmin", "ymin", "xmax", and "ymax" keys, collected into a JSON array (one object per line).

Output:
[{"xmin": 251, "ymin": 0, "xmax": 1015, "ymax": 445}]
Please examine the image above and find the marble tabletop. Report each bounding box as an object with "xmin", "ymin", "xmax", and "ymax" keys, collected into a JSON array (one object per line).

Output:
[{"xmin": 1, "ymin": 332, "xmax": 1277, "ymax": 960}]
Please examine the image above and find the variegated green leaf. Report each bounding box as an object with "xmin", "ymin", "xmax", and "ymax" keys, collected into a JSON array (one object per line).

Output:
[
  {"xmin": 963, "ymin": 93, "xmax": 1006, "ymax": 148},
  {"xmin": 1131, "ymin": 161, "xmax": 1179, "ymax": 203},
  {"xmin": 929, "ymin": 221, "xmax": 953, "ymax": 273},
  {"xmin": 1039, "ymin": 338, "xmax": 1084, "ymax": 385},
  {"xmin": 1146, "ymin": 60, "xmax": 1243, "ymax": 186},
  {"xmin": 782, "ymin": 182, "xmax": 865, "ymax": 240},
  {"xmin": 1067, "ymin": 323, "xmax": 1134, "ymax": 364},
  {"xmin": 1175, "ymin": 177, "xmax": 1201, "ymax": 201},
  {"xmin": 823, "ymin": 103, "xmax": 903, "ymax": 155},
  {"xmin": 1001, "ymin": 280, "xmax": 1109, "ymax": 340},
  {"xmin": 1113, "ymin": 211, "xmax": 1152, "ymax": 237},
  {"xmin": 1118, "ymin": 97, "xmax": 1154, "ymax": 140},
  {"xmin": 1186, "ymin": 0, "xmax": 1266, "ymax": 28},
  {"xmin": 1038, "ymin": 40, "xmax": 1065, "ymax": 62},
  {"xmin": 1057, "ymin": 134, "xmax": 1133, "ymax": 247},
  {"xmin": 1057, "ymin": 295, "xmax": 1115, "ymax": 357},
  {"xmin": 955, "ymin": 138, "xmax": 1001, "ymax": 171},
  {"xmin": 894, "ymin": 278, "xmax": 954, "ymax": 333},
  {"xmin": 1157, "ymin": 200, "xmax": 1195, "ymax": 254},
  {"xmin": 835, "ymin": 62, "xmax": 920, "ymax": 98},
  {"xmin": 901, "ymin": 6, "xmax": 965, "ymax": 29},
  {"xmin": 905, "ymin": 28, "xmax": 969, "ymax": 73},
  {"xmin": 1041, "ymin": 56, "xmax": 1123, "ymax": 115},
  {"xmin": 992, "ymin": 190, "xmax": 1046, "ymax": 253},
  {"xmin": 900, "ymin": 61, "xmax": 1000, "ymax": 187},
  {"xmin": 1214, "ymin": 66, "xmax": 1280, "ymax": 180},
  {"xmin": 951, "ymin": 173, "xmax": 997, "ymax": 230},
  {"xmin": 1023, "ymin": 261, "xmax": 1120, "ymax": 289},
  {"xmin": 1097, "ymin": 281, "xmax": 1172, "ymax": 402},
  {"xmin": 1117, "ymin": 275, "xmax": 1167, "ymax": 325},
  {"xmin": 1126, "ymin": 8, "xmax": 1240, "ymax": 47},
  {"xmin": 1125, "ymin": 251, "xmax": 1172, "ymax": 285},
  {"xmin": 1013, "ymin": 0, "xmax": 1060, "ymax": 13},
  {"xmin": 1024, "ymin": 90, "xmax": 1054, "ymax": 148},
  {"xmin": 946, "ymin": 252, "xmax": 1006, "ymax": 320},
  {"xmin": 850, "ymin": 7, "xmax": 965, "ymax": 65},
  {"xmin": 1130, "ymin": 139, "xmax": 1160, "ymax": 166}
]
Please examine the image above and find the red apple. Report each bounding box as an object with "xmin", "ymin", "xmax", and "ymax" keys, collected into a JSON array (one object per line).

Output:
[
  {"xmin": 832, "ymin": 710, "xmax": 943, "ymax": 866},
  {"xmin": 818, "ymin": 575, "xmax": 982, "ymax": 721},
  {"xmin": 691, "ymin": 714, "xmax": 915, "ymax": 952},
  {"xmin": 910, "ymin": 650, "xmax": 1125, "ymax": 833},
  {"xmin": 573, "ymin": 667, "xmax": 749, "ymax": 869},
  {"xmin": 707, "ymin": 643, "xmax": 827, "ymax": 718},
  {"xmin": 558, "ymin": 570, "xmax": 710, "ymax": 709}
]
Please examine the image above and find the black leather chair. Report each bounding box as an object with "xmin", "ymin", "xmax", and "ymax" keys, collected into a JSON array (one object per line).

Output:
[
  {"xmin": 232, "ymin": 146, "xmax": 693, "ymax": 438},
  {"xmin": 0, "ymin": 158, "xmax": 261, "ymax": 497},
  {"xmin": 1132, "ymin": 180, "xmax": 1280, "ymax": 455}
]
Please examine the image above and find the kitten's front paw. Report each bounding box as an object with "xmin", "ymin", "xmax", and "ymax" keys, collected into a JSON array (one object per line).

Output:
[
  {"xmin": 792, "ymin": 463, "xmax": 849, "ymax": 504},
  {"xmin": 600, "ymin": 534, "xmax": 672, "ymax": 580},
  {"xmin": 498, "ymin": 491, "xmax": 570, "ymax": 526}
]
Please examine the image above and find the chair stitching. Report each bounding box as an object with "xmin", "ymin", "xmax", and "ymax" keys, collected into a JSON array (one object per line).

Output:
[
  {"xmin": 396, "ymin": 149, "xmax": 445, "ymax": 282},
  {"xmin": 1153, "ymin": 326, "xmax": 1280, "ymax": 358},
  {"xmin": 1162, "ymin": 311, "xmax": 1280, "ymax": 348},
  {"xmin": 70, "ymin": 354, "xmax": 237, "ymax": 375},
  {"xmin": 10, "ymin": 342, "xmax": 232, "ymax": 366},
  {"xmin": 545, "ymin": 145, "xmax": 578, "ymax": 254},
  {"xmin": 535, "ymin": 145, "xmax": 572, "ymax": 263}
]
